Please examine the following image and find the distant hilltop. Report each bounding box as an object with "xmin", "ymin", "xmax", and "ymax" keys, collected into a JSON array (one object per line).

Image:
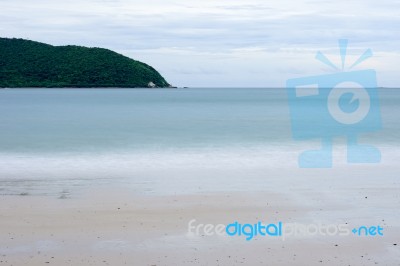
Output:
[{"xmin": 0, "ymin": 38, "xmax": 171, "ymax": 88}]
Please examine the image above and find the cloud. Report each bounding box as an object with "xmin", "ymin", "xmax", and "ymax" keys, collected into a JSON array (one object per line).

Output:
[{"xmin": 1, "ymin": 0, "xmax": 399, "ymax": 86}]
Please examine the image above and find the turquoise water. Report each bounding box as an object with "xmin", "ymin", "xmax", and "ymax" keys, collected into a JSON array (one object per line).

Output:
[
  {"xmin": 0, "ymin": 88, "xmax": 399, "ymax": 196},
  {"xmin": 0, "ymin": 88, "xmax": 293, "ymax": 153}
]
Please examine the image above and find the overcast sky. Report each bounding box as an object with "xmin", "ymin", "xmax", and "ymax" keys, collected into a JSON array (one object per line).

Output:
[{"xmin": 1, "ymin": 0, "xmax": 399, "ymax": 87}]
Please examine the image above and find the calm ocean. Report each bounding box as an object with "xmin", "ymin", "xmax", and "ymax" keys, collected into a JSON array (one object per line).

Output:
[{"xmin": 0, "ymin": 88, "xmax": 399, "ymax": 196}]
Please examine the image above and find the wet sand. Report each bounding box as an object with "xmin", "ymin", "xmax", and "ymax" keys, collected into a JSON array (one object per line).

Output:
[{"xmin": 1, "ymin": 185, "xmax": 399, "ymax": 266}]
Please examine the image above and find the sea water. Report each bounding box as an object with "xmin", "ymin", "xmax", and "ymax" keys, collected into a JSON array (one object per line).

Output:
[{"xmin": 0, "ymin": 88, "xmax": 399, "ymax": 197}]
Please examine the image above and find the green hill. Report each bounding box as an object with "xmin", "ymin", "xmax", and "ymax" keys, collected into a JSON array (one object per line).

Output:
[{"xmin": 0, "ymin": 38, "xmax": 170, "ymax": 88}]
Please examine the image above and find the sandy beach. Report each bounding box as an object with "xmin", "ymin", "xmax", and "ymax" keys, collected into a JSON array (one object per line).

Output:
[
  {"xmin": 1, "ymin": 88, "xmax": 400, "ymax": 265},
  {"xmin": 1, "ymin": 174, "xmax": 399, "ymax": 266}
]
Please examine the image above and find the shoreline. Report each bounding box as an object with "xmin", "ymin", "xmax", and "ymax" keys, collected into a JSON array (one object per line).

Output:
[{"xmin": 1, "ymin": 188, "xmax": 399, "ymax": 265}]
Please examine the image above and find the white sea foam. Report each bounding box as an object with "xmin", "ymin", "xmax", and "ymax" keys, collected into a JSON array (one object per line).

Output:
[{"xmin": 0, "ymin": 143, "xmax": 399, "ymax": 197}]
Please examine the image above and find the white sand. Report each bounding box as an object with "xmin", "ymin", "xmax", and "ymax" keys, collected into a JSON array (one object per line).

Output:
[{"xmin": 1, "ymin": 180, "xmax": 399, "ymax": 266}]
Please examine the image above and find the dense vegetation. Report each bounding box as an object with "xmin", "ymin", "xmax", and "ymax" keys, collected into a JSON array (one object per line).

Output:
[{"xmin": 0, "ymin": 38, "xmax": 170, "ymax": 88}]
